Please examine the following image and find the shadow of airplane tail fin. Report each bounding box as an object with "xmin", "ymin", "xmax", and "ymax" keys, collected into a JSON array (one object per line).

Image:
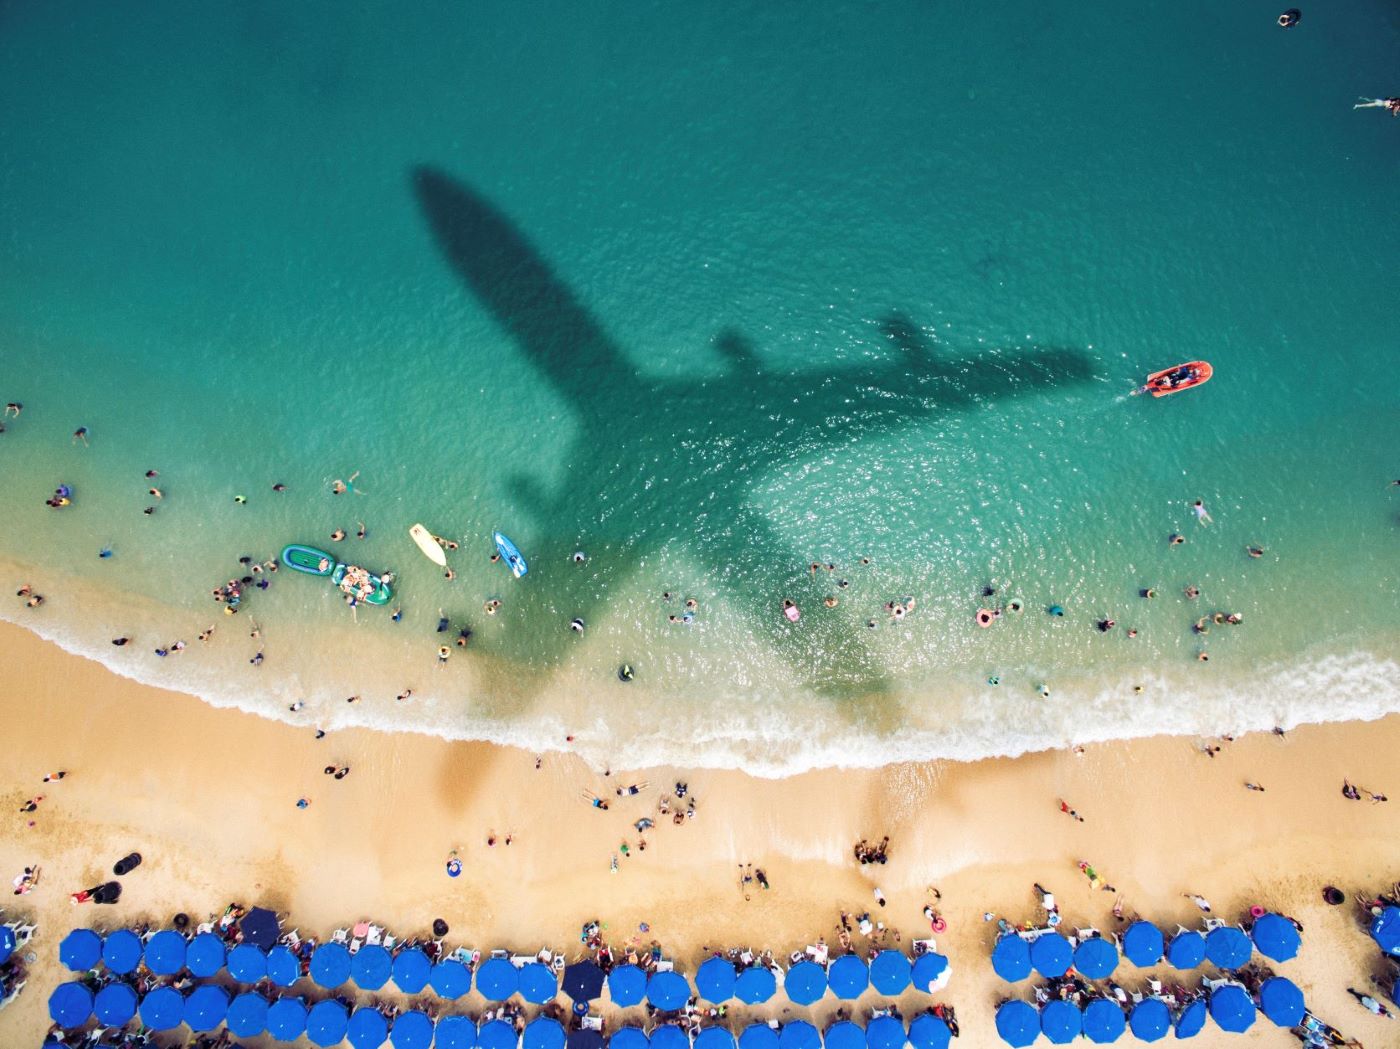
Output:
[{"xmin": 411, "ymin": 166, "xmax": 629, "ymax": 388}]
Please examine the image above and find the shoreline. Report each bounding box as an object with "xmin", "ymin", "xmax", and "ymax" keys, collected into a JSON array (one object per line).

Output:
[
  {"xmin": 3, "ymin": 621, "xmax": 1400, "ymax": 1047},
  {"xmin": 4, "ymin": 552, "xmax": 1399, "ymax": 778}
]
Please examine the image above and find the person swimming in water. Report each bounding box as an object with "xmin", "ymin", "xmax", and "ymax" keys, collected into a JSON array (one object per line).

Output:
[
  {"xmin": 1191, "ymin": 499, "xmax": 1212, "ymax": 525},
  {"xmin": 1354, "ymin": 96, "xmax": 1400, "ymax": 115},
  {"xmin": 570, "ymin": 618, "xmax": 585, "ymax": 633},
  {"xmin": 1277, "ymin": 8, "xmax": 1300, "ymax": 27},
  {"xmin": 72, "ymin": 426, "xmax": 88, "ymax": 446}
]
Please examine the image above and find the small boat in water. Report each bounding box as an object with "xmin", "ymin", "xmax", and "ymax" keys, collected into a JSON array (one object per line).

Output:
[
  {"xmin": 281, "ymin": 544, "xmax": 336, "ymax": 576},
  {"xmin": 493, "ymin": 531, "xmax": 528, "ymax": 578},
  {"xmin": 1134, "ymin": 361, "xmax": 1212, "ymax": 398},
  {"xmin": 332, "ymin": 563, "xmax": 392, "ymax": 606}
]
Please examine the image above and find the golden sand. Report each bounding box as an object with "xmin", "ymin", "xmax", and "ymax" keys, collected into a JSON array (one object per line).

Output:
[{"xmin": 2, "ymin": 620, "xmax": 1398, "ymax": 1047}]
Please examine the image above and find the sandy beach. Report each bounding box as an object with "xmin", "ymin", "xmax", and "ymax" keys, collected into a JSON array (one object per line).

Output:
[{"xmin": 2, "ymin": 620, "xmax": 1399, "ymax": 1047}]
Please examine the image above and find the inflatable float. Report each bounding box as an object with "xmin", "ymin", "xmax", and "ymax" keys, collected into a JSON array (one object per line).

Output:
[{"xmin": 281, "ymin": 544, "xmax": 336, "ymax": 576}]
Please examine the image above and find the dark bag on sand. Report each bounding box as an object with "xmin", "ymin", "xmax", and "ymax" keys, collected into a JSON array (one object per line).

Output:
[
  {"xmin": 94, "ymin": 881, "xmax": 123, "ymax": 904},
  {"xmin": 113, "ymin": 852, "xmax": 142, "ymax": 876}
]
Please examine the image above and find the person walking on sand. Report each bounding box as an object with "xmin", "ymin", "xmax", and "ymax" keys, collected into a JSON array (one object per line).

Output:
[
  {"xmin": 1183, "ymin": 893, "xmax": 1212, "ymax": 913},
  {"xmin": 1191, "ymin": 499, "xmax": 1213, "ymax": 525},
  {"xmin": 1059, "ymin": 800, "xmax": 1085, "ymax": 822}
]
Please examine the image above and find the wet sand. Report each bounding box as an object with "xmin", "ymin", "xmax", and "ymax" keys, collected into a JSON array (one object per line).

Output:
[{"xmin": 2, "ymin": 619, "xmax": 1399, "ymax": 1047}]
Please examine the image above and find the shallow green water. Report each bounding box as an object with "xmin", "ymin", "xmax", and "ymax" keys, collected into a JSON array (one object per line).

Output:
[{"xmin": 1, "ymin": 1, "xmax": 1398, "ymax": 771}]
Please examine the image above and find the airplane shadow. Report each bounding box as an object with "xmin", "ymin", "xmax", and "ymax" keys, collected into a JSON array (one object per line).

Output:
[{"xmin": 411, "ymin": 165, "xmax": 1097, "ymax": 700}]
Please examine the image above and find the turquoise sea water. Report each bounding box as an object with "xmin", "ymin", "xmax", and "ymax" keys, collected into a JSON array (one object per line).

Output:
[{"xmin": 1, "ymin": 1, "xmax": 1398, "ymax": 772}]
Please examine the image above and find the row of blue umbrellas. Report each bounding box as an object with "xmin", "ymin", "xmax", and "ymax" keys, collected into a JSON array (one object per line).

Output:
[
  {"xmin": 1371, "ymin": 906, "xmax": 1400, "ymax": 957},
  {"xmin": 994, "ymin": 979, "xmax": 1306, "ymax": 1046},
  {"xmin": 0, "ymin": 926, "xmax": 16, "ymax": 966},
  {"xmin": 48, "ymin": 982, "xmax": 954, "ymax": 1049},
  {"xmin": 57, "ymin": 929, "xmax": 948, "ymax": 1009},
  {"xmin": 991, "ymin": 918, "xmax": 1295, "ymax": 982}
]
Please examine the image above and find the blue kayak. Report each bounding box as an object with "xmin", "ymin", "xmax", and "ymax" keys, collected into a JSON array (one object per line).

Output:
[{"xmin": 493, "ymin": 532, "xmax": 527, "ymax": 578}]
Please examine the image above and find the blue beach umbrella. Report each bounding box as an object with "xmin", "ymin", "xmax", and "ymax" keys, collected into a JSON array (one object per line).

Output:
[
  {"xmin": 1259, "ymin": 977, "xmax": 1305, "ymax": 1027},
  {"xmin": 312, "ymin": 941, "xmax": 353, "ymax": 988},
  {"xmin": 650, "ymin": 1026, "xmax": 691, "ymax": 1049},
  {"xmin": 308, "ymin": 999, "xmax": 350, "ymax": 1047},
  {"xmin": 267, "ymin": 943, "xmax": 301, "ymax": 986},
  {"xmin": 477, "ymin": 956, "xmax": 521, "ymax": 1000},
  {"xmin": 991, "ymin": 935, "xmax": 1032, "ymax": 982},
  {"xmin": 266, "ymin": 996, "xmax": 309, "ymax": 1041},
  {"xmin": 739, "ymin": 1023, "xmax": 778, "ymax": 1049},
  {"xmin": 783, "ymin": 960, "xmax": 826, "ymax": 1005},
  {"xmin": 777, "ymin": 1020, "xmax": 819, "ymax": 1049},
  {"xmin": 520, "ymin": 961, "xmax": 559, "ymax": 1003},
  {"xmin": 240, "ymin": 906, "xmax": 281, "ymax": 949},
  {"xmin": 186, "ymin": 931, "xmax": 226, "ymax": 978},
  {"xmin": 392, "ymin": 1010, "xmax": 436, "ymax": 1049},
  {"xmin": 1129, "ymin": 998, "xmax": 1169, "ymax": 1042},
  {"xmin": 0, "ymin": 925, "xmax": 14, "ymax": 965},
  {"xmin": 1040, "ymin": 1000, "xmax": 1081, "ymax": 1045},
  {"xmin": 695, "ymin": 1028, "xmax": 736, "ymax": 1049},
  {"xmin": 352, "ymin": 943, "xmax": 394, "ymax": 991},
  {"xmin": 827, "ymin": 955, "xmax": 869, "ymax": 999},
  {"xmin": 59, "ymin": 928, "xmax": 102, "ymax": 971},
  {"xmin": 1204, "ymin": 927, "xmax": 1251, "ymax": 969},
  {"xmin": 392, "ymin": 947, "xmax": 432, "ymax": 993},
  {"xmin": 610, "ymin": 964, "xmax": 648, "ymax": 1006},
  {"xmin": 994, "ymin": 1000, "xmax": 1038, "ymax": 1048},
  {"xmin": 1121, "ymin": 922, "xmax": 1163, "ymax": 967},
  {"xmin": 184, "ymin": 984, "xmax": 229, "ymax": 1031},
  {"xmin": 870, "ymin": 952, "xmax": 912, "ymax": 995},
  {"xmin": 824, "ymin": 1021, "xmax": 864, "ymax": 1049},
  {"xmin": 102, "ymin": 929, "xmax": 143, "ymax": 974},
  {"xmin": 435, "ymin": 1015, "xmax": 476, "ymax": 1049},
  {"xmin": 866, "ymin": 1014, "xmax": 906, "ymax": 1049},
  {"xmin": 735, "ymin": 966, "xmax": 776, "ymax": 1004},
  {"xmin": 94, "ymin": 982, "xmax": 138, "ymax": 1026},
  {"xmin": 227, "ymin": 992, "xmax": 270, "ymax": 1039},
  {"xmin": 140, "ymin": 985, "xmax": 184, "ymax": 1031},
  {"xmin": 649, "ymin": 970, "xmax": 692, "ymax": 1011},
  {"xmin": 525, "ymin": 1017, "xmax": 567, "ymax": 1049},
  {"xmin": 48, "ymin": 982, "xmax": 94, "ymax": 1027},
  {"xmin": 431, "ymin": 958, "xmax": 473, "ymax": 999},
  {"xmin": 611, "ymin": 1028, "xmax": 649, "ymax": 1049},
  {"xmin": 143, "ymin": 929, "xmax": 187, "ymax": 975},
  {"xmin": 1072, "ymin": 938, "xmax": 1117, "ymax": 980},
  {"xmin": 570, "ymin": 1031, "xmax": 606, "ymax": 1049},
  {"xmin": 1081, "ymin": 999, "xmax": 1125, "ymax": 1044},
  {"xmin": 1029, "ymin": 933, "xmax": 1072, "ymax": 978},
  {"xmin": 697, "ymin": 957, "xmax": 737, "ymax": 1002},
  {"xmin": 479, "ymin": 1019, "xmax": 521, "ymax": 1049},
  {"xmin": 228, "ymin": 942, "xmax": 268, "ymax": 983},
  {"xmin": 348, "ymin": 1007, "xmax": 390, "ymax": 1049},
  {"xmin": 1208, "ymin": 985, "xmax": 1255, "ymax": 1032},
  {"xmin": 911, "ymin": 952, "xmax": 949, "ymax": 992},
  {"xmin": 1173, "ymin": 999, "xmax": 1207, "ymax": 1039},
  {"xmin": 564, "ymin": 960, "xmax": 607, "ymax": 1001},
  {"xmin": 1251, "ymin": 914, "xmax": 1301, "ymax": 962},
  {"xmin": 1372, "ymin": 906, "xmax": 1400, "ymax": 955},
  {"xmin": 906, "ymin": 1015, "xmax": 951, "ymax": 1049},
  {"xmin": 1165, "ymin": 931, "xmax": 1205, "ymax": 970}
]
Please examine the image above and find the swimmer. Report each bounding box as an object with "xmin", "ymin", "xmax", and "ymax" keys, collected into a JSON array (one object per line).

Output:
[
  {"xmin": 1212, "ymin": 612, "xmax": 1226, "ymax": 625},
  {"xmin": 198, "ymin": 628, "xmax": 213, "ymax": 642},
  {"xmin": 391, "ymin": 607, "xmax": 402, "ymax": 622},
  {"xmin": 867, "ymin": 619, "xmax": 878, "ymax": 629},
  {"xmin": 685, "ymin": 598, "xmax": 698, "ymax": 610},
  {"xmin": 331, "ymin": 471, "xmax": 360, "ymax": 495},
  {"xmin": 25, "ymin": 595, "xmax": 44, "ymax": 607},
  {"xmin": 1037, "ymin": 684, "xmax": 1051, "ymax": 698},
  {"xmin": 1126, "ymin": 628, "xmax": 1138, "ymax": 638},
  {"xmin": 1185, "ymin": 585, "xmax": 1200, "ymax": 600},
  {"xmin": 1133, "ymin": 685, "xmax": 1144, "ymax": 694},
  {"xmin": 570, "ymin": 618, "xmax": 585, "ymax": 633},
  {"xmin": 250, "ymin": 651, "xmax": 264, "ymax": 666},
  {"xmin": 1097, "ymin": 619, "xmax": 1115, "ymax": 632},
  {"xmin": 1007, "ymin": 599, "xmax": 1023, "ymax": 614},
  {"xmin": 489, "ymin": 553, "xmax": 500, "ymax": 564},
  {"xmin": 975, "ymin": 608, "xmax": 995, "ymax": 627},
  {"xmin": 1193, "ymin": 618, "xmax": 1209, "ymax": 635},
  {"xmin": 662, "ymin": 592, "xmax": 673, "ymax": 601},
  {"xmin": 456, "ymin": 628, "xmax": 471, "ymax": 647},
  {"xmin": 484, "ymin": 600, "xmax": 498, "ymax": 615},
  {"xmin": 99, "ymin": 547, "xmax": 112, "ymax": 559},
  {"xmin": 1278, "ymin": 8, "xmax": 1300, "ymax": 27},
  {"xmin": 1197, "ymin": 651, "xmax": 1210, "ymax": 662},
  {"xmin": 145, "ymin": 469, "xmax": 158, "ymax": 478},
  {"xmin": 72, "ymin": 427, "xmax": 88, "ymax": 446},
  {"xmin": 444, "ymin": 568, "xmax": 456, "ymax": 581},
  {"xmin": 860, "ymin": 557, "xmax": 871, "ymax": 565},
  {"xmin": 272, "ymin": 483, "xmax": 286, "ymax": 492},
  {"xmin": 1191, "ymin": 499, "xmax": 1212, "ymax": 525},
  {"xmin": 837, "ymin": 579, "xmax": 849, "ymax": 589},
  {"xmin": 148, "ymin": 488, "xmax": 162, "ymax": 499},
  {"xmin": 810, "ymin": 562, "xmax": 821, "ymax": 575},
  {"xmin": 437, "ymin": 646, "xmax": 450, "ymax": 664},
  {"xmin": 1247, "ymin": 546, "xmax": 1265, "ymax": 558},
  {"xmin": 618, "ymin": 664, "xmax": 635, "ymax": 681},
  {"xmin": 3, "ymin": 403, "xmax": 21, "ymax": 416},
  {"xmin": 356, "ymin": 522, "xmax": 366, "ymax": 539},
  {"xmin": 233, "ymin": 495, "xmax": 246, "ymax": 504},
  {"xmin": 1354, "ymin": 98, "xmax": 1400, "ymax": 115},
  {"xmin": 982, "ymin": 585, "xmax": 997, "ymax": 598},
  {"xmin": 330, "ymin": 528, "xmax": 346, "ymax": 542},
  {"xmin": 572, "ymin": 551, "xmax": 586, "ymax": 563},
  {"xmin": 824, "ymin": 596, "xmax": 839, "ymax": 608},
  {"xmin": 987, "ymin": 676, "xmax": 1000, "ymax": 686},
  {"xmin": 1048, "ymin": 604, "xmax": 1065, "ymax": 617},
  {"xmin": 1225, "ymin": 612, "xmax": 1243, "ymax": 625},
  {"xmin": 143, "ymin": 506, "xmax": 156, "ymax": 516},
  {"xmin": 1140, "ymin": 588, "xmax": 1156, "ymax": 599},
  {"xmin": 1169, "ymin": 534, "xmax": 1184, "ymax": 546}
]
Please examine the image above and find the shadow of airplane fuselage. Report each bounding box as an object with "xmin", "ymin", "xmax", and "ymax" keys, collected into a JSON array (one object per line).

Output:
[{"xmin": 411, "ymin": 166, "xmax": 1096, "ymax": 694}]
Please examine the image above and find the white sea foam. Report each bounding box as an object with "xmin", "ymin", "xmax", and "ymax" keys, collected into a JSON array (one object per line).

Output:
[{"xmin": 7, "ymin": 583, "xmax": 1398, "ymax": 781}]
